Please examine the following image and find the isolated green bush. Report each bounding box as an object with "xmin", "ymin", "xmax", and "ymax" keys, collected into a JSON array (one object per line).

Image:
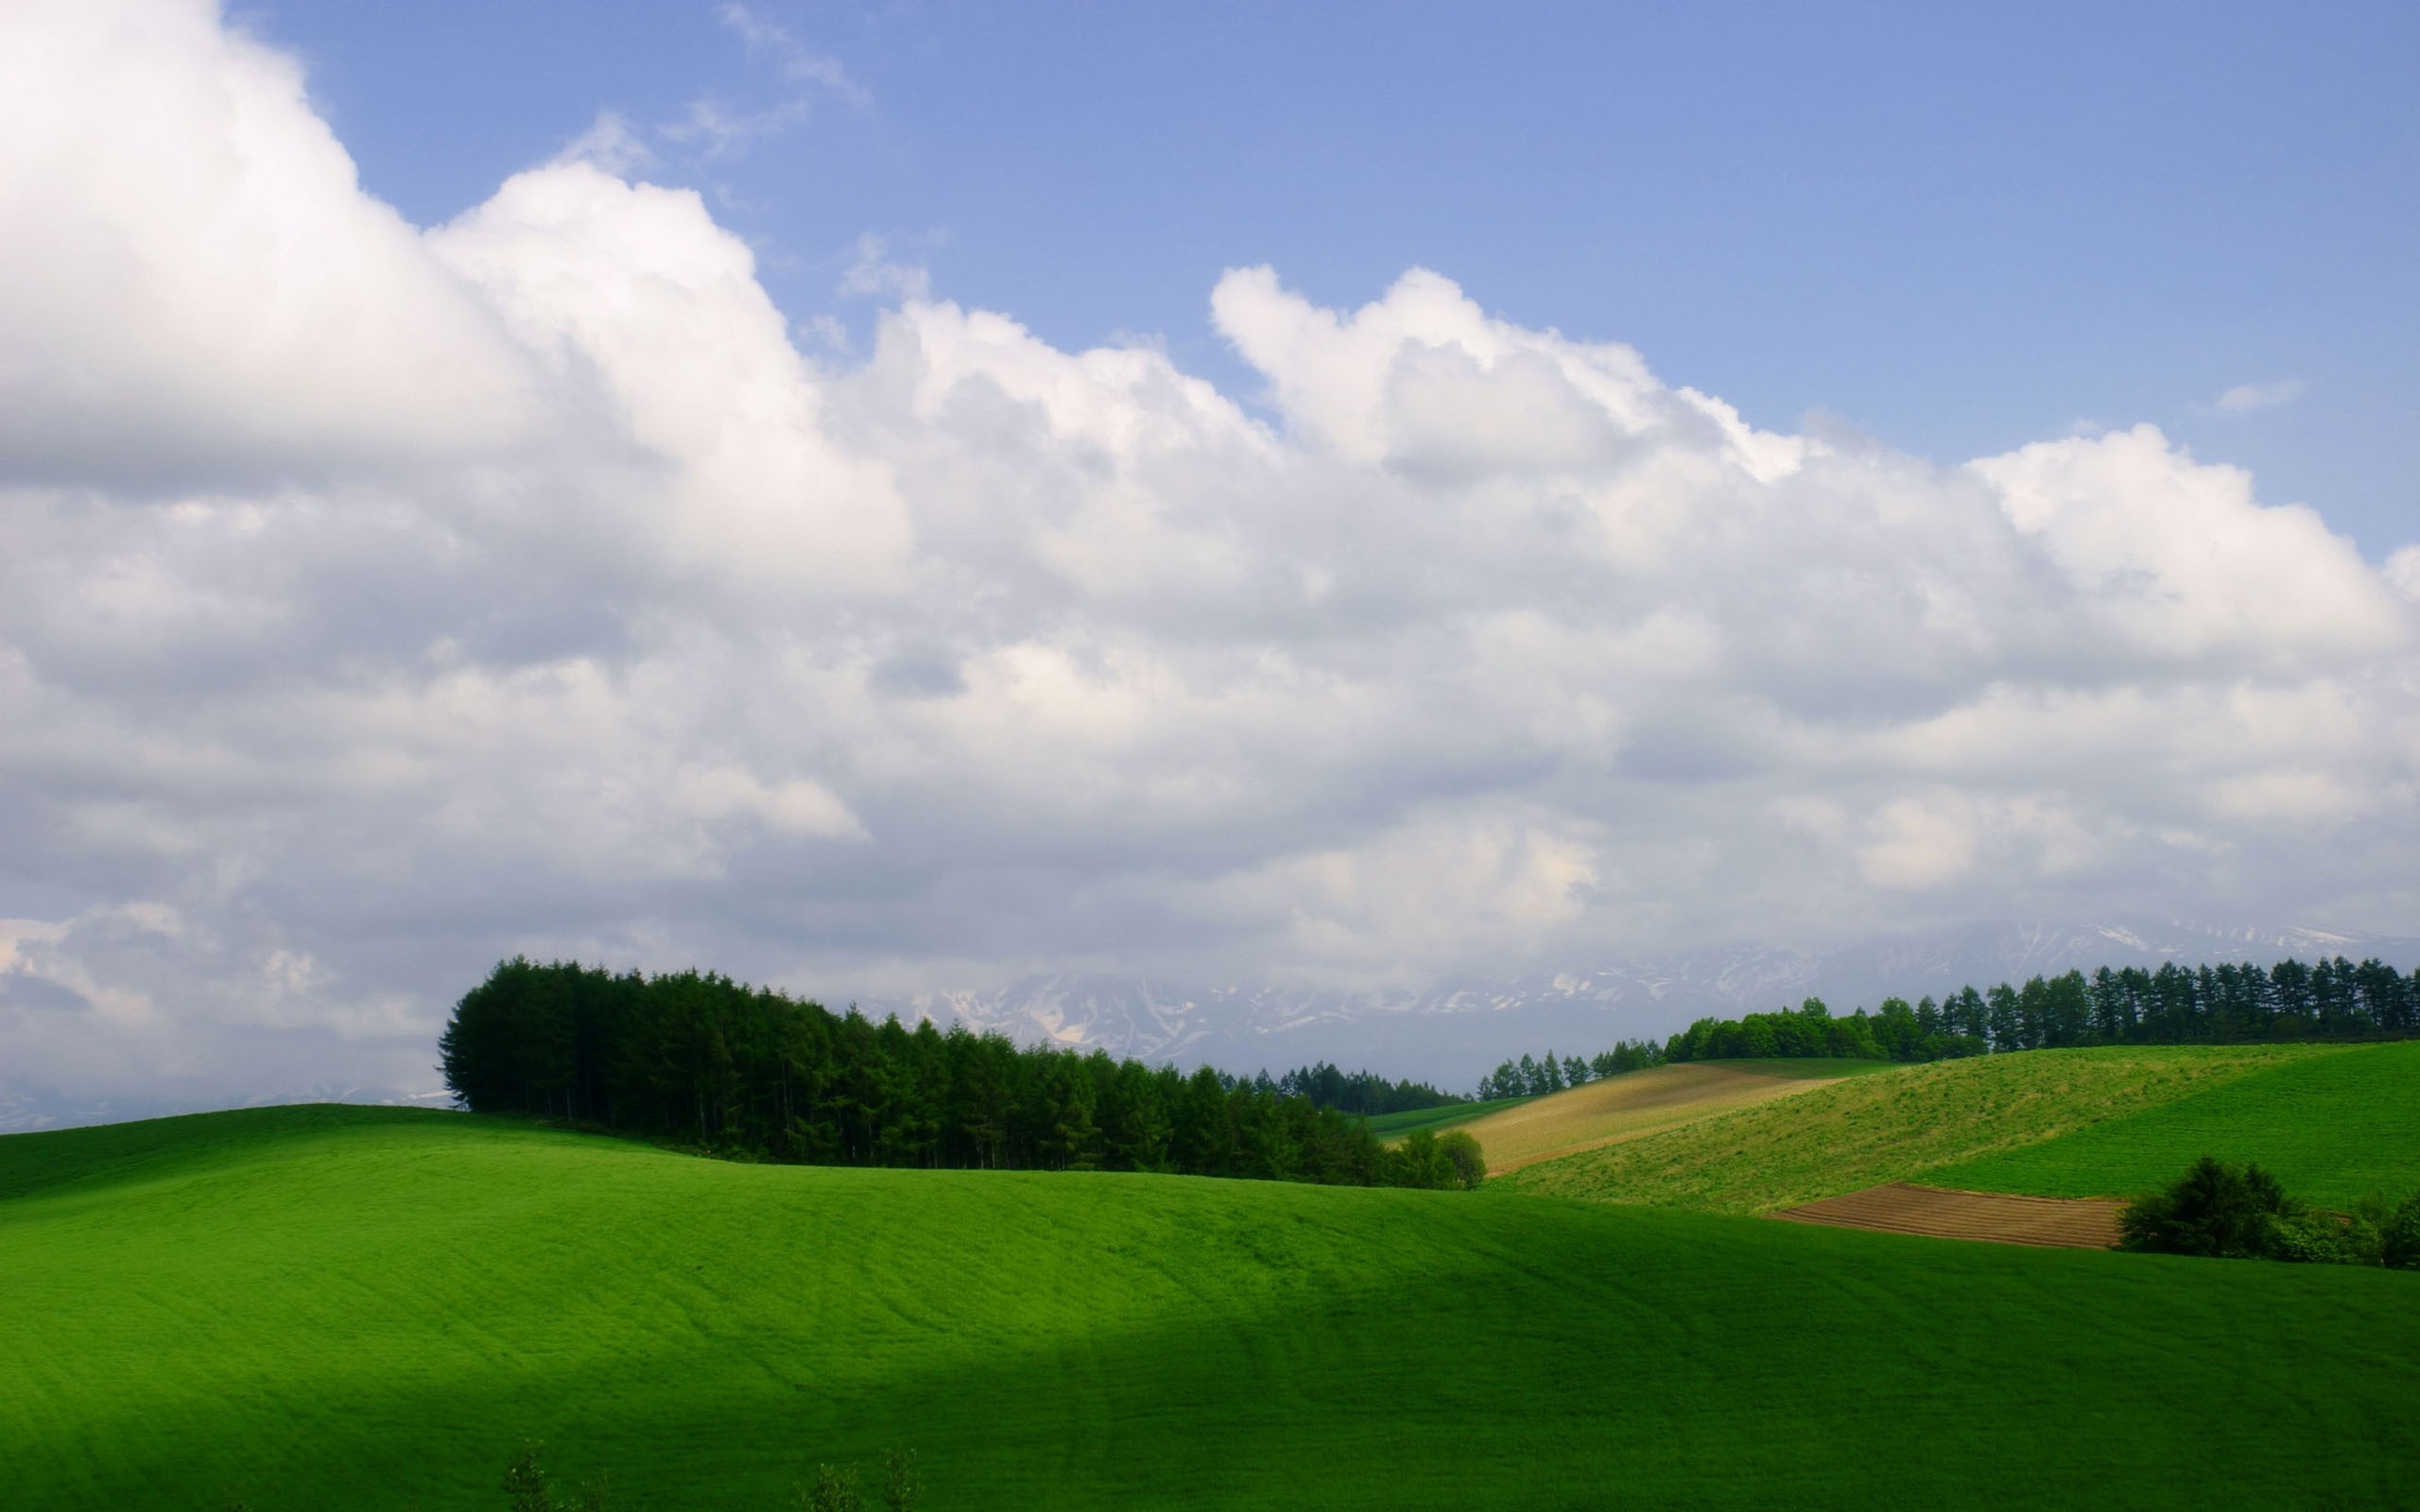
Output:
[
  {"xmin": 2267, "ymin": 1210, "xmax": 2357, "ymax": 1264},
  {"xmin": 503, "ymin": 1443, "xmax": 607, "ymax": 1511},
  {"xmin": 2383, "ymin": 1193, "xmax": 2420, "ymax": 1270},
  {"xmin": 1439, "ymin": 1129, "xmax": 1487, "ymax": 1190},
  {"xmin": 798, "ymin": 1449, "xmax": 919, "ymax": 1511},
  {"xmin": 2119, "ymin": 1157, "xmax": 2298, "ymax": 1260}
]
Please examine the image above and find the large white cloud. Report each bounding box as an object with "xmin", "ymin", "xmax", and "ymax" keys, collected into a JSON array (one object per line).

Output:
[
  {"xmin": 0, "ymin": 0, "xmax": 544, "ymax": 488},
  {"xmin": 3, "ymin": 0, "xmax": 2415, "ymax": 1106}
]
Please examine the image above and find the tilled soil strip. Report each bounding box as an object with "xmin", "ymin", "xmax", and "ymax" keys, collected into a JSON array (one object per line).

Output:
[{"xmin": 1769, "ymin": 1182, "xmax": 2126, "ymax": 1248}]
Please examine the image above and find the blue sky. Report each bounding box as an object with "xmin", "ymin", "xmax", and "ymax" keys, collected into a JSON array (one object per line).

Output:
[
  {"xmin": 255, "ymin": 0, "xmax": 2418, "ymax": 555},
  {"xmin": 6, "ymin": 0, "xmax": 2419, "ymax": 1108}
]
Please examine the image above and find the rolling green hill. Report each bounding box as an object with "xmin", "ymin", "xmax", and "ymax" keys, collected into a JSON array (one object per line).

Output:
[
  {"xmin": 5, "ymin": 1104, "xmax": 2418, "ymax": 1509},
  {"xmin": 1361, "ymin": 1094, "xmax": 1529, "ymax": 1139},
  {"xmin": 1495, "ymin": 1043, "xmax": 2359, "ymax": 1212},
  {"xmin": 1368, "ymin": 1060, "xmax": 1905, "ymax": 1157},
  {"xmin": 1931, "ymin": 1040, "xmax": 2420, "ymax": 1208},
  {"xmin": 1449, "ymin": 1059, "xmax": 1900, "ymax": 1175}
]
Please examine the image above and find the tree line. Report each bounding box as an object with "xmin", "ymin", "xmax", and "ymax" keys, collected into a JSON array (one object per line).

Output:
[
  {"xmin": 438, "ymin": 959, "xmax": 1478, "ymax": 1190},
  {"xmin": 1273, "ymin": 1060, "xmax": 1464, "ymax": 1115},
  {"xmin": 1469, "ymin": 954, "xmax": 2420, "ymax": 1092},
  {"xmin": 1475, "ymin": 1040, "xmax": 1664, "ymax": 1100}
]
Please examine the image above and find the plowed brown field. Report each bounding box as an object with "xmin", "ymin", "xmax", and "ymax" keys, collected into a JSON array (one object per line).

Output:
[{"xmin": 1770, "ymin": 1183, "xmax": 2125, "ymax": 1248}]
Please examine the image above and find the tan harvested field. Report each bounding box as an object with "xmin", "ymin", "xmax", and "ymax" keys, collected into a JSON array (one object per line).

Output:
[
  {"xmin": 1772, "ymin": 1183, "xmax": 2126, "ymax": 1248},
  {"xmin": 1461, "ymin": 1063, "xmax": 1848, "ymax": 1175},
  {"xmin": 1497, "ymin": 1044, "xmax": 2337, "ymax": 1213}
]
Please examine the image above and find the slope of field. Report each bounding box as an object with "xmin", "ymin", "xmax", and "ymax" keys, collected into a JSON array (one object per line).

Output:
[
  {"xmin": 1772, "ymin": 1184, "xmax": 2128, "ymax": 1248},
  {"xmin": 6, "ymin": 1105, "xmax": 2419, "ymax": 1510},
  {"xmin": 1496, "ymin": 1043, "xmax": 2350, "ymax": 1212},
  {"xmin": 1706, "ymin": 1057, "xmax": 1913, "ymax": 1082},
  {"xmin": 1931, "ymin": 1040, "xmax": 2420, "ymax": 1208},
  {"xmin": 1364, "ymin": 1060, "xmax": 1903, "ymax": 1149},
  {"xmin": 1452, "ymin": 1060, "xmax": 1905, "ymax": 1175},
  {"xmin": 1361, "ymin": 1095, "xmax": 1528, "ymax": 1139}
]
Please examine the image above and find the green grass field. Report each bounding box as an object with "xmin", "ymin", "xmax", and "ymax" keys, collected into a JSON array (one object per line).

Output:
[
  {"xmin": 1369, "ymin": 1060, "xmax": 1906, "ymax": 1159},
  {"xmin": 1932, "ymin": 1040, "xmax": 2420, "ymax": 1208},
  {"xmin": 1497, "ymin": 1043, "xmax": 2354, "ymax": 1212},
  {"xmin": 1452, "ymin": 1060, "xmax": 1890, "ymax": 1175},
  {"xmin": 5, "ymin": 1104, "xmax": 2419, "ymax": 1509},
  {"xmin": 1364, "ymin": 1061, "xmax": 1903, "ymax": 1145},
  {"xmin": 1697, "ymin": 1057, "xmax": 1910, "ymax": 1081},
  {"xmin": 1361, "ymin": 1095, "xmax": 1528, "ymax": 1138}
]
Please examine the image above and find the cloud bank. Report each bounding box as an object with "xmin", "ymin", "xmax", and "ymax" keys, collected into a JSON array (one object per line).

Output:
[
  {"xmin": 4, "ymin": 0, "xmax": 2416, "ymax": 1105},
  {"xmin": 2209, "ymin": 378, "xmax": 2307, "ymax": 415}
]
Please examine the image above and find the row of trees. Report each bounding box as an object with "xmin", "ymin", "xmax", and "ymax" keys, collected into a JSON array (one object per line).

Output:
[
  {"xmin": 1475, "ymin": 1040, "xmax": 1664, "ymax": 1099},
  {"xmin": 438, "ymin": 960, "xmax": 1477, "ymax": 1189},
  {"xmin": 1921, "ymin": 956, "xmax": 2418, "ymax": 1051},
  {"xmin": 1273, "ymin": 1061, "xmax": 1463, "ymax": 1115},
  {"xmin": 1664, "ymin": 1001, "xmax": 1909, "ymax": 1064},
  {"xmin": 1623, "ymin": 954, "xmax": 2420, "ymax": 1075}
]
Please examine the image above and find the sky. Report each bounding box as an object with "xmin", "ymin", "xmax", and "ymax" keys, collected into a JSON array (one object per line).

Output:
[{"xmin": 2, "ymin": 0, "xmax": 2416, "ymax": 1109}]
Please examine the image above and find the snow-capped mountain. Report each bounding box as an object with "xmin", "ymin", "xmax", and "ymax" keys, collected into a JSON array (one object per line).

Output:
[
  {"xmin": 0, "ymin": 1088, "xmax": 162, "ymax": 1135},
  {"xmin": 0, "ymin": 1082, "xmax": 452, "ymax": 1135},
  {"xmin": 878, "ymin": 918, "xmax": 2420, "ymax": 1089}
]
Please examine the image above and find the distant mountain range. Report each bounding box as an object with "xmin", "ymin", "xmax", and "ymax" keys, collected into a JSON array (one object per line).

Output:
[
  {"xmin": 8, "ymin": 918, "xmax": 2412, "ymax": 1131},
  {"xmin": 0, "ymin": 1089, "xmax": 131, "ymax": 1137},
  {"xmin": 883, "ymin": 919, "xmax": 2420, "ymax": 1089},
  {"xmin": 0, "ymin": 1084, "xmax": 448, "ymax": 1138}
]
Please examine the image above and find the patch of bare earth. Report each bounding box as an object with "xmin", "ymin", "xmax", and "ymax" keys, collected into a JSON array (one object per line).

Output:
[{"xmin": 1770, "ymin": 1183, "xmax": 2125, "ymax": 1248}]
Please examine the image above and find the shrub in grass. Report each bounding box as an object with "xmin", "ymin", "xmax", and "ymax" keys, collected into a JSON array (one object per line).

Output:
[
  {"xmin": 1388, "ymin": 1127, "xmax": 1486, "ymax": 1190},
  {"xmin": 2384, "ymin": 1193, "xmax": 2420, "ymax": 1270},
  {"xmin": 2122, "ymin": 1158, "xmax": 2420, "ymax": 1266},
  {"xmin": 2269, "ymin": 1210, "xmax": 2360, "ymax": 1264},
  {"xmin": 503, "ymin": 1442, "xmax": 607, "ymax": 1511},
  {"xmin": 2119, "ymin": 1157, "xmax": 2298, "ymax": 1260},
  {"xmin": 800, "ymin": 1464, "xmax": 859, "ymax": 1511},
  {"xmin": 798, "ymin": 1449, "xmax": 919, "ymax": 1511},
  {"xmin": 880, "ymin": 1446, "xmax": 921, "ymax": 1511},
  {"xmin": 1439, "ymin": 1129, "xmax": 1486, "ymax": 1190}
]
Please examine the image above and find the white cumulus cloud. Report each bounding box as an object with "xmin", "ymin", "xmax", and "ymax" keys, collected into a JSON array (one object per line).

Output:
[
  {"xmin": 2209, "ymin": 377, "xmax": 2307, "ymax": 414},
  {"xmin": 2, "ymin": 0, "xmax": 2415, "ymax": 1108}
]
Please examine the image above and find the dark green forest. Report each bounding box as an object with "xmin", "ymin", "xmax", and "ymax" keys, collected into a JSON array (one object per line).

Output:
[
  {"xmin": 439, "ymin": 960, "xmax": 1478, "ymax": 1189},
  {"xmin": 1274, "ymin": 1061, "xmax": 1463, "ymax": 1114}
]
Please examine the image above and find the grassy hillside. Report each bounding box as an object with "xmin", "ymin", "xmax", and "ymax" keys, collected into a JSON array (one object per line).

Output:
[
  {"xmin": 6, "ymin": 1104, "xmax": 2419, "ymax": 1509},
  {"xmin": 1497, "ymin": 1043, "xmax": 2352, "ymax": 1212},
  {"xmin": 1365, "ymin": 1061, "xmax": 1903, "ymax": 1148},
  {"xmin": 1451, "ymin": 1059, "xmax": 1904, "ymax": 1175},
  {"xmin": 1707, "ymin": 1057, "xmax": 1910, "ymax": 1081},
  {"xmin": 1932, "ymin": 1040, "xmax": 2420, "ymax": 1208},
  {"xmin": 1361, "ymin": 1094, "xmax": 1528, "ymax": 1139}
]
